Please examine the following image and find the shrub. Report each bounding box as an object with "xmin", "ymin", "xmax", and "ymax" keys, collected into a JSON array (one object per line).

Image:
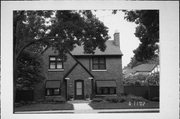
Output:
[
  {"xmin": 119, "ymin": 96, "xmax": 126, "ymax": 103},
  {"xmin": 126, "ymin": 94, "xmax": 148, "ymax": 102},
  {"xmin": 53, "ymin": 97, "xmax": 66, "ymax": 103},
  {"xmin": 92, "ymin": 98, "xmax": 103, "ymax": 102},
  {"xmin": 104, "ymin": 96, "xmax": 119, "ymax": 103}
]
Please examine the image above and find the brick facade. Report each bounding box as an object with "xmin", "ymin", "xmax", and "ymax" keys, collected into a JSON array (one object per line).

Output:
[{"xmin": 34, "ymin": 33, "xmax": 124, "ymax": 101}]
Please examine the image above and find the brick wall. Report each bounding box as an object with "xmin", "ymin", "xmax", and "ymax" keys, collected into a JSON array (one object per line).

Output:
[
  {"xmin": 34, "ymin": 47, "xmax": 124, "ymax": 101},
  {"xmin": 76, "ymin": 56, "xmax": 124, "ymax": 95}
]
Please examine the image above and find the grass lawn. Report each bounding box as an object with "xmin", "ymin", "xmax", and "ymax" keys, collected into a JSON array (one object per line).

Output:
[
  {"xmin": 89, "ymin": 101, "xmax": 159, "ymax": 109},
  {"xmin": 15, "ymin": 103, "xmax": 74, "ymax": 112}
]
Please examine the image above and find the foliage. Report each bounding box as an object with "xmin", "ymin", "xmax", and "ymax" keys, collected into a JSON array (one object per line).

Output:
[
  {"xmin": 123, "ymin": 10, "xmax": 159, "ymax": 62},
  {"xmin": 14, "ymin": 10, "xmax": 109, "ymax": 60},
  {"xmin": 92, "ymin": 98, "xmax": 103, "ymax": 102},
  {"xmin": 147, "ymin": 72, "xmax": 159, "ymax": 86},
  {"xmin": 16, "ymin": 50, "xmax": 44, "ymax": 89},
  {"xmin": 126, "ymin": 94, "xmax": 148, "ymax": 102},
  {"xmin": 104, "ymin": 96, "xmax": 119, "ymax": 103},
  {"xmin": 123, "ymin": 72, "xmax": 159, "ymax": 86},
  {"xmin": 123, "ymin": 74, "xmax": 147, "ymax": 86}
]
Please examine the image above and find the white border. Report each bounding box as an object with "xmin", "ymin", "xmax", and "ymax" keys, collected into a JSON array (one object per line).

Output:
[{"xmin": 1, "ymin": 1, "xmax": 179, "ymax": 119}]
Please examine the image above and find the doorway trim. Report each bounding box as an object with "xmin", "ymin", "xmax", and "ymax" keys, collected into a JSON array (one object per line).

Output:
[{"xmin": 74, "ymin": 80, "xmax": 84, "ymax": 100}]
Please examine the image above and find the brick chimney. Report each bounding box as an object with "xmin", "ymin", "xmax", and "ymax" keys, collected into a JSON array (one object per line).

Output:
[{"xmin": 114, "ymin": 32, "xmax": 120, "ymax": 47}]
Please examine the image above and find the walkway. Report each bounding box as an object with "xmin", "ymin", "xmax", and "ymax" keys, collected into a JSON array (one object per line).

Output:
[{"xmin": 68, "ymin": 100, "xmax": 94, "ymax": 113}]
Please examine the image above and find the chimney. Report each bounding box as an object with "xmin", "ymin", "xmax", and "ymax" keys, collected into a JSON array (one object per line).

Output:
[{"xmin": 114, "ymin": 32, "xmax": 120, "ymax": 47}]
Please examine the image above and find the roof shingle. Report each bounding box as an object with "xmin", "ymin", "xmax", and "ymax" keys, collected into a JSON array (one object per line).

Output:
[{"xmin": 71, "ymin": 40, "xmax": 123, "ymax": 56}]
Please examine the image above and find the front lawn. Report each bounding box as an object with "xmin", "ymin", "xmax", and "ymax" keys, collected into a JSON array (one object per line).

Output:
[
  {"xmin": 15, "ymin": 103, "xmax": 74, "ymax": 112},
  {"xmin": 89, "ymin": 101, "xmax": 159, "ymax": 109}
]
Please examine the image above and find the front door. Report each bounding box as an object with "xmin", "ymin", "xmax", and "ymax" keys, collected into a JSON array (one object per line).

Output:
[{"xmin": 75, "ymin": 80, "xmax": 84, "ymax": 100}]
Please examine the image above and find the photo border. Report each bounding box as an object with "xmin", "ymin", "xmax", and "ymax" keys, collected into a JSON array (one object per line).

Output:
[{"xmin": 1, "ymin": 1, "xmax": 179, "ymax": 119}]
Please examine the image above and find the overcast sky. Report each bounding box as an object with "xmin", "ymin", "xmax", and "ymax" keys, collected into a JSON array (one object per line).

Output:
[{"xmin": 93, "ymin": 10, "xmax": 140, "ymax": 68}]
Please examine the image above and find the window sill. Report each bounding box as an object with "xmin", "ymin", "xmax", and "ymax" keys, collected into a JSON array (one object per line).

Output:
[
  {"xmin": 48, "ymin": 69, "xmax": 64, "ymax": 72},
  {"xmin": 45, "ymin": 95, "xmax": 61, "ymax": 97},
  {"xmin": 92, "ymin": 70, "xmax": 107, "ymax": 72},
  {"xmin": 95, "ymin": 94, "xmax": 117, "ymax": 96}
]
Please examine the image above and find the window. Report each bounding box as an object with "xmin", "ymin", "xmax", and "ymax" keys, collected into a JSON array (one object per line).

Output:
[
  {"xmin": 92, "ymin": 57, "xmax": 106, "ymax": 70},
  {"xmin": 96, "ymin": 87, "xmax": 116, "ymax": 95},
  {"xmin": 49, "ymin": 56, "xmax": 63, "ymax": 69},
  {"xmin": 96, "ymin": 80, "xmax": 116, "ymax": 95},
  {"xmin": 46, "ymin": 88, "xmax": 61, "ymax": 96}
]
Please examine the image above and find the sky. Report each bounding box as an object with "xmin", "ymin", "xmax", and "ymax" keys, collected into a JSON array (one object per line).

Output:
[{"xmin": 93, "ymin": 10, "xmax": 140, "ymax": 68}]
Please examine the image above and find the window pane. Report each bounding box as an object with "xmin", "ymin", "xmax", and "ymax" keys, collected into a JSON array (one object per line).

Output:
[
  {"xmin": 50, "ymin": 57, "xmax": 56, "ymax": 61},
  {"xmin": 50, "ymin": 62, "xmax": 56, "ymax": 69},
  {"xmin": 109, "ymin": 88, "xmax": 116, "ymax": 94},
  {"xmin": 96, "ymin": 87, "xmax": 101, "ymax": 94},
  {"xmin": 76, "ymin": 89, "xmax": 82, "ymax": 95},
  {"xmin": 92, "ymin": 64, "xmax": 99, "ymax": 70},
  {"xmin": 54, "ymin": 88, "xmax": 60, "ymax": 95},
  {"xmin": 57, "ymin": 62, "xmax": 62, "ymax": 69},
  {"xmin": 76, "ymin": 82, "xmax": 82, "ymax": 88},
  {"xmin": 99, "ymin": 64, "xmax": 106, "ymax": 69},
  {"xmin": 103, "ymin": 88, "xmax": 108, "ymax": 94},
  {"xmin": 99, "ymin": 58, "xmax": 105, "ymax": 63},
  {"xmin": 92, "ymin": 57, "xmax": 98, "ymax": 64}
]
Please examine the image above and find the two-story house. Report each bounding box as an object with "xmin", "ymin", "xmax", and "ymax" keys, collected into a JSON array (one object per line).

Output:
[{"xmin": 34, "ymin": 32, "xmax": 123, "ymax": 101}]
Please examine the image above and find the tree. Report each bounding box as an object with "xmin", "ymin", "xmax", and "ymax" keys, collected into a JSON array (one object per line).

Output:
[
  {"xmin": 13, "ymin": 10, "xmax": 109, "ymax": 106},
  {"xmin": 124, "ymin": 10, "xmax": 159, "ymax": 61},
  {"xmin": 16, "ymin": 50, "xmax": 44, "ymax": 90},
  {"xmin": 123, "ymin": 10, "xmax": 159, "ymax": 62}
]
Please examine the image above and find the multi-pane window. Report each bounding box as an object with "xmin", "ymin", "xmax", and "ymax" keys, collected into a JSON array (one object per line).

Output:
[
  {"xmin": 96, "ymin": 87, "xmax": 116, "ymax": 95},
  {"xmin": 96, "ymin": 80, "xmax": 116, "ymax": 95},
  {"xmin": 92, "ymin": 57, "xmax": 106, "ymax": 70},
  {"xmin": 49, "ymin": 56, "xmax": 63, "ymax": 69},
  {"xmin": 46, "ymin": 88, "xmax": 61, "ymax": 96}
]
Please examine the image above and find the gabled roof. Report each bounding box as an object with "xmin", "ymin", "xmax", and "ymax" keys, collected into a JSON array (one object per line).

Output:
[
  {"xmin": 123, "ymin": 63, "xmax": 158, "ymax": 77},
  {"xmin": 133, "ymin": 64, "xmax": 157, "ymax": 72},
  {"xmin": 63, "ymin": 51, "xmax": 94, "ymax": 79},
  {"xmin": 71, "ymin": 40, "xmax": 123, "ymax": 56}
]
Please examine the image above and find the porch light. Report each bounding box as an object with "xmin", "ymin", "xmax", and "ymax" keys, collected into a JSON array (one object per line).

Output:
[
  {"xmin": 65, "ymin": 77, "xmax": 70, "ymax": 80},
  {"xmin": 88, "ymin": 77, "xmax": 93, "ymax": 80}
]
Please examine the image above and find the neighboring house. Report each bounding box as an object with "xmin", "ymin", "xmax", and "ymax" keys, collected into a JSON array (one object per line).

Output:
[
  {"xmin": 123, "ymin": 63, "xmax": 159, "ymax": 86},
  {"xmin": 123, "ymin": 63, "xmax": 159, "ymax": 77},
  {"xmin": 34, "ymin": 32, "xmax": 124, "ymax": 101},
  {"xmin": 133, "ymin": 63, "xmax": 159, "ymax": 76}
]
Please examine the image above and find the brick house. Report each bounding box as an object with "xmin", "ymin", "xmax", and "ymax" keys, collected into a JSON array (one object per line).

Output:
[{"xmin": 34, "ymin": 32, "xmax": 123, "ymax": 101}]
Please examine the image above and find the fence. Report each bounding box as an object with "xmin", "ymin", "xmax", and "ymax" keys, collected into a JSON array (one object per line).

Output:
[
  {"xmin": 15, "ymin": 90, "xmax": 34, "ymax": 102},
  {"xmin": 124, "ymin": 86, "xmax": 159, "ymax": 100}
]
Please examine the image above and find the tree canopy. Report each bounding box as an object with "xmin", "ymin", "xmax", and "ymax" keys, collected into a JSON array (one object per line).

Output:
[
  {"xmin": 16, "ymin": 50, "xmax": 44, "ymax": 89},
  {"xmin": 123, "ymin": 10, "xmax": 159, "ymax": 62},
  {"xmin": 14, "ymin": 10, "xmax": 109, "ymax": 60}
]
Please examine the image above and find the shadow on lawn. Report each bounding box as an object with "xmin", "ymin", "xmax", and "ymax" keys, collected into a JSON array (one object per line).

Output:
[{"xmin": 15, "ymin": 103, "xmax": 74, "ymax": 112}]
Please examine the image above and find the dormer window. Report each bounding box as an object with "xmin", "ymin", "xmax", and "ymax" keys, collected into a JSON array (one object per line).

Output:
[
  {"xmin": 49, "ymin": 56, "xmax": 63, "ymax": 69},
  {"xmin": 92, "ymin": 56, "xmax": 106, "ymax": 71}
]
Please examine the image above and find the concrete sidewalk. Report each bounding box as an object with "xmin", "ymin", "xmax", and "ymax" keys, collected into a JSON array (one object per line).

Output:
[
  {"xmin": 15, "ymin": 100, "xmax": 159, "ymax": 114},
  {"xmin": 73, "ymin": 103, "xmax": 93, "ymax": 110},
  {"xmin": 15, "ymin": 108, "xmax": 159, "ymax": 114}
]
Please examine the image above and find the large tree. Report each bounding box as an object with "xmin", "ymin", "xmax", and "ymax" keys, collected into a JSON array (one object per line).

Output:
[
  {"xmin": 16, "ymin": 50, "xmax": 44, "ymax": 90},
  {"xmin": 123, "ymin": 10, "xmax": 159, "ymax": 62},
  {"xmin": 13, "ymin": 10, "xmax": 109, "ymax": 105}
]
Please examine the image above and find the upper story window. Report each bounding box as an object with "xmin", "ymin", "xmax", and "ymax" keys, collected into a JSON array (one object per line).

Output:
[
  {"xmin": 49, "ymin": 56, "xmax": 63, "ymax": 69},
  {"xmin": 92, "ymin": 56, "xmax": 106, "ymax": 70}
]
